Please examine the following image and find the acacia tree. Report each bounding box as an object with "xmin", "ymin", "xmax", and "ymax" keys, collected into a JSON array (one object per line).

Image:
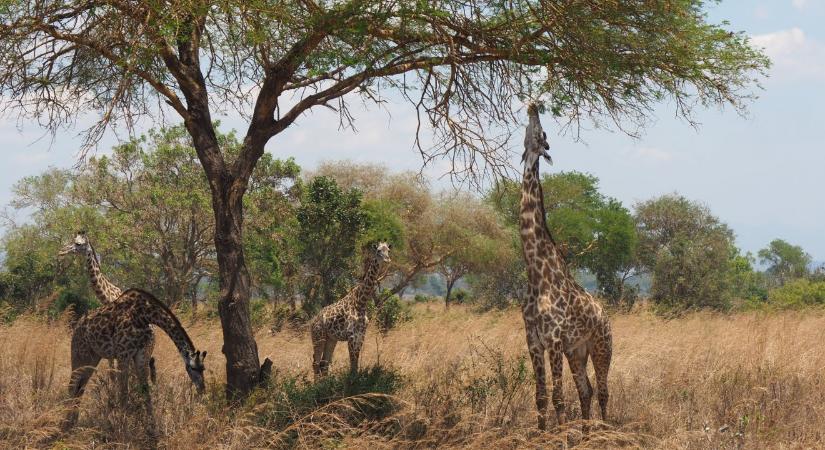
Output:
[{"xmin": 0, "ymin": 1, "xmax": 767, "ymax": 397}]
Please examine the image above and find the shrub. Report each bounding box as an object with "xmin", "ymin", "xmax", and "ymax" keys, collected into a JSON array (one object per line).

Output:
[
  {"xmin": 452, "ymin": 289, "xmax": 469, "ymax": 304},
  {"xmin": 0, "ymin": 301, "xmax": 17, "ymax": 324},
  {"xmin": 270, "ymin": 302, "xmax": 309, "ymax": 332},
  {"xmin": 413, "ymin": 294, "xmax": 434, "ymax": 303},
  {"xmin": 370, "ymin": 294, "xmax": 412, "ymax": 332},
  {"xmin": 767, "ymin": 279, "xmax": 825, "ymax": 308},
  {"xmin": 49, "ymin": 290, "xmax": 99, "ymax": 319},
  {"xmin": 250, "ymin": 365, "xmax": 403, "ymax": 432}
]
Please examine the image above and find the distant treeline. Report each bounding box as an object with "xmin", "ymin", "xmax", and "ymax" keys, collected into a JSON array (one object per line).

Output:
[{"xmin": 1, "ymin": 125, "xmax": 823, "ymax": 322}]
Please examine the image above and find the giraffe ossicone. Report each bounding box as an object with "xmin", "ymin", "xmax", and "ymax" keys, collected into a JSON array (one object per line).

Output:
[
  {"xmin": 519, "ymin": 104, "xmax": 613, "ymax": 431},
  {"xmin": 310, "ymin": 241, "xmax": 391, "ymax": 379}
]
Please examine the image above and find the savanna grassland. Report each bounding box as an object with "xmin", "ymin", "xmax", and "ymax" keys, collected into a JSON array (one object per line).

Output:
[{"xmin": 2, "ymin": 303, "xmax": 825, "ymax": 449}]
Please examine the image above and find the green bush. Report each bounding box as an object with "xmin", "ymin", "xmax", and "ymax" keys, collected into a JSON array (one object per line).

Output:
[
  {"xmin": 767, "ymin": 279, "xmax": 825, "ymax": 308},
  {"xmin": 249, "ymin": 365, "xmax": 403, "ymax": 436},
  {"xmin": 371, "ymin": 294, "xmax": 412, "ymax": 332},
  {"xmin": 270, "ymin": 302, "xmax": 309, "ymax": 332},
  {"xmin": 452, "ymin": 289, "xmax": 469, "ymax": 304},
  {"xmin": 0, "ymin": 301, "xmax": 18, "ymax": 324},
  {"xmin": 413, "ymin": 294, "xmax": 434, "ymax": 303},
  {"xmin": 49, "ymin": 290, "xmax": 99, "ymax": 319}
]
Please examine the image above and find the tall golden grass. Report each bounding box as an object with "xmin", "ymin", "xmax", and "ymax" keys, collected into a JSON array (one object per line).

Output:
[{"xmin": 2, "ymin": 303, "xmax": 825, "ymax": 449}]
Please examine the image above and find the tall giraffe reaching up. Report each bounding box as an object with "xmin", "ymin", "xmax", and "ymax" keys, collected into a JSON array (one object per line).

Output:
[
  {"xmin": 59, "ymin": 231, "xmax": 156, "ymax": 383},
  {"xmin": 65, "ymin": 288, "xmax": 206, "ymax": 428},
  {"xmin": 311, "ymin": 242, "xmax": 391, "ymax": 379},
  {"xmin": 519, "ymin": 104, "xmax": 613, "ymax": 430}
]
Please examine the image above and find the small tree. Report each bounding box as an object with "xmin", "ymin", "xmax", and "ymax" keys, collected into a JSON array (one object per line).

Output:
[
  {"xmin": 758, "ymin": 239, "xmax": 812, "ymax": 287},
  {"xmin": 635, "ymin": 194, "xmax": 737, "ymax": 309},
  {"xmin": 297, "ymin": 176, "xmax": 369, "ymax": 313}
]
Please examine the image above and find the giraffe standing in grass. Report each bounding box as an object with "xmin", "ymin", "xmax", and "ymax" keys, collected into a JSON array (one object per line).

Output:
[
  {"xmin": 65, "ymin": 288, "xmax": 206, "ymax": 428},
  {"xmin": 519, "ymin": 104, "xmax": 613, "ymax": 430},
  {"xmin": 59, "ymin": 231, "xmax": 156, "ymax": 382},
  {"xmin": 311, "ymin": 242, "xmax": 391, "ymax": 378}
]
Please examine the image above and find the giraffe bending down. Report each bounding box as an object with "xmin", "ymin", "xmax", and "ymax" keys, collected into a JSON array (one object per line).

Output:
[
  {"xmin": 65, "ymin": 288, "xmax": 206, "ymax": 428},
  {"xmin": 59, "ymin": 231, "xmax": 156, "ymax": 384},
  {"xmin": 311, "ymin": 242, "xmax": 391, "ymax": 379},
  {"xmin": 519, "ymin": 104, "xmax": 613, "ymax": 430}
]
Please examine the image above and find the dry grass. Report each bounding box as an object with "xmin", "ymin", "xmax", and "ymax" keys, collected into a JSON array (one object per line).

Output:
[{"xmin": 2, "ymin": 304, "xmax": 825, "ymax": 449}]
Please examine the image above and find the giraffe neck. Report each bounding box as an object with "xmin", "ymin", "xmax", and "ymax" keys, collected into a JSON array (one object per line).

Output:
[
  {"xmin": 84, "ymin": 245, "xmax": 122, "ymax": 304},
  {"xmin": 140, "ymin": 292, "xmax": 196, "ymax": 358},
  {"xmin": 520, "ymin": 159, "xmax": 568, "ymax": 283},
  {"xmin": 353, "ymin": 255, "xmax": 381, "ymax": 313}
]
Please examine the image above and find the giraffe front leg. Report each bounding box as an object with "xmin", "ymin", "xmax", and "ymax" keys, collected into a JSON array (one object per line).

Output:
[
  {"xmin": 549, "ymin": 347, "xmax": 567, "ymax": 426},
  {"xmin": 65, "ymin": 353, "xmax": 100, "ymax": 429},
  {"xmin": 526, "ymin": 330, "xmax": 548, "ymax": 430},
  {"xmin": 312, "ymin": 336, "xmax": 326, "ymax": 380},
  {"xmin": 347, "ymin": 332, "xmax": 365, "ymax": 376},
  {"xmin": 320, "ymin": 339, "xmax": 338, "ymax": 377}
]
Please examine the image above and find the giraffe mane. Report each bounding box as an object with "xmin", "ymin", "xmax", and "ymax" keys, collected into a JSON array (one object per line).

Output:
[{"xmin": 534, "ymin": 160, "xmax": 560, "ymax": 251}]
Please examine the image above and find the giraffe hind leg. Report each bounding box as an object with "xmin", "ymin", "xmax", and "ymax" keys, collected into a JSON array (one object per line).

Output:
[
  {"xmin": 549, "ymin": 347, "xmax": 567, "ymax": 426},
  {"xmin": 591, "ymin": 334, "xmax": 612, "ymax": 422},
  {"xmin": 566, "ymin": 343, "xmax": 593, "ymax": 433}
]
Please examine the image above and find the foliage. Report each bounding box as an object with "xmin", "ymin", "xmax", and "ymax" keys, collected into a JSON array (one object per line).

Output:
[
  {"xmin": 766, "ymin": 279, "xmax": 825, "ymax": 308},
  {"xmin": 252, "ymin": 365, "xmax": 403, "ymax": 431},
  {"xmin": 297, "ymin": 176, "xmax": 368, "ymax": 313},
  {"xmin": 758, "ymin": 239, "xmax": 812, "ymax": 287},
  {"xmin": 436, "ymin": 194, "xmax": 512, "ymax": 308},
  {"xmin": 49, "ymin": 290, "xmax": 99, "ymax": 320},
  {"xmin": 370, "ymin": 294, "xmax": 413, "ymax": 332},
  {"xmin": 729, "ymin": 252, "xmax": 768, "ymax": 302},
  {"xmin": 635, "ymin": 194, "xmax": 738, "ymax": 310},
  {"xmin": 2, "ymin": 126, "xmax": 300, "ymax": 309}
]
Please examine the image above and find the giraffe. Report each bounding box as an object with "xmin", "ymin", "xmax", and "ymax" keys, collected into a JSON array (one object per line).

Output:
[
  {"xmin": 58, "ymin": 231, "xmax": 157, "ymax": 384},
  {"xmin": 64, "ymin": 288, "xmax": 206, "ymax": 428},
  {"xmin": 519, "ymin": 104, "xmax": 613, "ymax": 430},
  {"xmin": 310, "ymin": 242, "xmax": 391, "ymax": 379}
]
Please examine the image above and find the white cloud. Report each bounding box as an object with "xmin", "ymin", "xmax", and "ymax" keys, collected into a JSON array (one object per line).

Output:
[
  {"xmin": 634, "ymin": 147, "xmax": 673, "ymax": 161},
  {"xmin": 751, "ymin": 28, "xmax": 825, "ymax": 81},
  {"xmin": 791, "ymin": 0, "xmax": 814, "ymax": 10}
]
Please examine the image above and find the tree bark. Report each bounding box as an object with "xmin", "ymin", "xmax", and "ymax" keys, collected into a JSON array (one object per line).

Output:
[{"xmin": 212, "ymin": 175, "xmax": 262, "ymax": 399}]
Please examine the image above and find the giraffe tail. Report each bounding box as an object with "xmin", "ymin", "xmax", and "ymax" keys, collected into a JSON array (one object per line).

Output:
[{"xmin": 149, "ymin": 357, "xmax": 157, "ymax": 384}]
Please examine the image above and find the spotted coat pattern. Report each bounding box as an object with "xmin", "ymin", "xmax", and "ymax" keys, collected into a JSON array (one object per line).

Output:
[
  {"xmin": 65, "ymin": 288, "xmax": 206, "ymax": 428},
  {"xmin": 519, "ymin": 104, "xmax": 613, "ymax": 430},
  {"xmin": 310, "ymin": 243, "xmax": 390, "ymax": 378}
]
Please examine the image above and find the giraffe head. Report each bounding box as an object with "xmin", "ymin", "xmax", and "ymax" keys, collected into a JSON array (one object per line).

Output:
[
  {"xmin": 373, "ymin": 242, "xmax": 391, "ymax": 264},
  {"xmin": 58, "ymin": 231, "xmax": 92, "ymax": 257},
  {"xmin": 522, "ymin": 103, "xmax": 552, "ymax": 166},
  {"xmin": 183, "ymin": 349, "xmax": 207, "ymax": 394}
]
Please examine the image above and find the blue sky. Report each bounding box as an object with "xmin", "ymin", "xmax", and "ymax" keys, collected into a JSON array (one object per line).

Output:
[{"xmin": 1, "ymin": 1, "xmax": 824, "ymax": 261}]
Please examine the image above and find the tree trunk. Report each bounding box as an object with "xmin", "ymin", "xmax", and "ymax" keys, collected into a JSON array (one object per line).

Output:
[
  {"xmin": 444, "ymin": 279, "xmax": 455, "ymax": 310},
  {"xmin": 212, "ymin": 180, "xmax": 262, "ymax": 400}
]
